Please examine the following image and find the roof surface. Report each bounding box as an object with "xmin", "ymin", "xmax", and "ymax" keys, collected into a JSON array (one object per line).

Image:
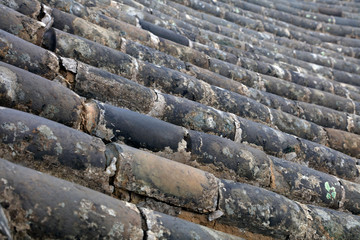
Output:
[{"xmin": 1, "ymin": 0, "xmax": 360, "ymax": 239}]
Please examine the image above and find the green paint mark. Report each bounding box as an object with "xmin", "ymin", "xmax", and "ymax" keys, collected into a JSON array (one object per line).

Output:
[
  {"xmin": 283, "ymin": 146, "xmax": 295, "ymax": 154},
  {"xmin": 332, "ymin": 192, "xmax": 336, "ymax": 198},
  {"xmin": 324, "ymin": 182, "xmax": 336, "ymax": 200},
  {"xmin": 325, "ymin": 181, "xmax": 330, "ymax": 191}
]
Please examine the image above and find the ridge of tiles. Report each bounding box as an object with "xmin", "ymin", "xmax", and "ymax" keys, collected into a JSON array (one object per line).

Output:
[{"xmin": 1, "ymin": 0, "xmax": 360, "ymax": 239}]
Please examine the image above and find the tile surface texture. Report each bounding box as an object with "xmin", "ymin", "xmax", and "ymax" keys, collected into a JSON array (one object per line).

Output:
[{"xmin": 1, "ymin": 0, "xmax": 360, "ymax": 239}]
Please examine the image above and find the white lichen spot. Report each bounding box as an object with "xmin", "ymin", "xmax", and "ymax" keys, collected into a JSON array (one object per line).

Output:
[
  {"xmin": 63, "ymin": 25, "xmax": 70, "ymax": 32},
  {"xmin": 188, "ymin": 40, "xmax": 193, "ymax": 48},
  {"xmin": 1, "ymin": 123, "xmax": 17, "ymax": 141},
  {"xmin": 224, "ymin": 199, "xmax": 234, "ymax": 215},
  {"xmin": 75, "ymin": 141, "xmax": 91, "ymax": 155},
  {"xmin": 108, "ymin": 222, "xmax": 125, "ymax": 237},
  {"xmin": 41, "ymin": 4, "xmax": 53, "ymax": 28},
  {"xmin": 101, "ymin": 205, "xmax": 117, "ymax": 217},
  {"xmin": 190, "ymin": 231, "xmax": 201, "ymax": 240},
  {"xmin": 60, "ymin": 57, "xmax": 78, "ymax": 73},
  {"xmin": 206, "ymin": 116, "xmax": 216, "ymax": 128},
  {"xmin": 106, "ymin": 157, "xmax": 117, "ymax": 177},
  {"xmin": 177, "ymin": 138, "xmax": 188, "ymax": 152},
  {"xmin": 266, "ymin": 106, "xmax": 274, "ymax": 124},
  {"xmin": 347, "ymin": 115, "xmax": 355, "ymax": 132},
  {"xmin": 132, "ymin": 58, "xmax": 139, "ymax": 73},
  {"xmin": 125, "ymin": 202, "xmax": 140, "ymax": 213},
  {"xmin": 185, "ymin": 14, "xmax": 192, "ymax": 20},
  {"xmin": 128, "ymin": 8, "xmax": 144, "ymax": 19},
  {"xmin": 310, "ymin": 63, "xmax": 323, "ymax": 72},
  {"xmin": 208, "ymin": 210, "xmax": 224, "ymax": 221},
  {"xmin": 222, "ymin": 147, "xmax": 233, "ymax": 158},
  {"xmin": 258, "ymin": 32, "xmax": 272, "ymax": 40},
  {"xmin": 94, "ymin": 106, "xmax": 114, "ymax": 141},
  {"xmin": 283, "ymin": 28, "xmax": 291, "ymax": 37},
  {"xmin": 140, "ymin": 185, "xmax": 152, "ymax": 194},
  {"xmin": 285, "ymin": 152, "xmax": 297, "ymax": 161},
  {"xmin": 55, "ymin": 142, "xmax": 63, "ymax": 155},
  {"xmin": 230, "ymin": 113, "xmax": 242, "ymax": 143},
  {"xmin": 149, "ymin": 32, "xmax": 160, "ymax": 47},
  {"xmin": 345, "ymin": 217, "xmax": 360, "ymax": 229},
  {"xmin": 340, "ymin": 159, "xmax": 345, "ymax": 168},
  {"xmin": 240, "ymin": 150, "xmax": 256, "ymax": 171},
  {"xmin": 37, "ymin": 125, "xmax": 57, "ymax": 140},
  {"xmin": 314, "ymin": 208, "xmax": 331, "ymax": 221},
  {"xmin": 1, "ymin": 178, "xmax": 8, "ymax": 185},
  {"xmin": 0, "ymin": 66, "xmax": 18, "ymax": 101},
  {"xmin": 78, "ymin": 199, "xmax": 94, "ymax": 220},
  {"xmin": 25, "ymin": 209, "xmax": 33, "ymax": 218},
  {"xmin": 16, "ymin": 121, "xmax": 29, "ymax": 133},
  {"xmin": 40, "ymin": 216, "xmax": 48, "ymax": 224},
  {"xmin": 148, "ymin": 90, "xmax": 166, "ymax": 118},
  {"xmin": 141, "ymin": 208, "xmax": 171, "ymax": 238},
  {"xmin": 47, "ymin": 206, "xmax": 52, "ymax": 216},
  {"xmin": 272, "ymin": 64, "xmax": 285, "ymax": 78},
  {"xmin": 4, "ymin": 0, "xmax": 19, "ymax": 9},
  {"xmin": 58, "ymin": 202, "xmax": 65, "ymax": 208}
]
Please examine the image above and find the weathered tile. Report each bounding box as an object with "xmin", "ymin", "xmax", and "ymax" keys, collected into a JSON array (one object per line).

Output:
[
  {"xmin": 326, "ymin": 128, "xmax": 360, "ymax": 159},
  {"xmin": 140, "ymin": 208, "xmax": 243, "ymax": 240},
  {"xmin": 218, "ymin": 179, "xmax": 309, "ymax": 239},
  {"xmin": 0, "ymin": 4, "xmax": 45, "ymax": 45},
  {"xmin": 75, "ymin": 62, "xmax": 156, "ymax": 114},
  {"xmin": 108, "ymin": 143, "xmax": 219, "ymax": 213},
  {"xmin": 0, "ymin": 107, "xmax": 108, "ymax": 192},
  {"xmin": 0, "ymin": 158, "xmax": 144, "ymax": 239},
  {"xmin": 0, "ymin": 61, "xmax": 83, "ymax": 128},
  {"xmin": 0, "ymin": 29, "xmax": 59, "ymax": 79}
]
